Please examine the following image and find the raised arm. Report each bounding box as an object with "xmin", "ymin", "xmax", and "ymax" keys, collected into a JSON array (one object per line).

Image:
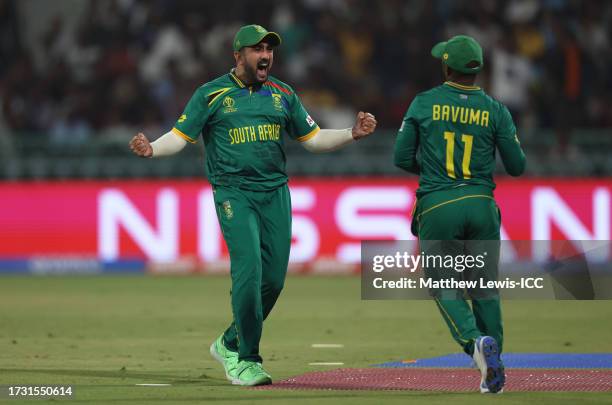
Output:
[
  {"xmin": 301, "ymin": 112, "xmax": 377, "ymax": 153},
  {"xmin": 129, "ymin": 130, "xmax": 187, "ymax": 158},
  {"xmin": 129, "ymin": 84, "xmax": 210, "ymax": 158}
]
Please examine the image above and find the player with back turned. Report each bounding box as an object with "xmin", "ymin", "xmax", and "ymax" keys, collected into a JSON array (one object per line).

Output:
[
  {"xmin": 129, "ymin": 25, "xmax": 377, "ymax": 386},
  {"xmin": 394, "ymin": 35, "xmax": 526, "ymax": 393}
]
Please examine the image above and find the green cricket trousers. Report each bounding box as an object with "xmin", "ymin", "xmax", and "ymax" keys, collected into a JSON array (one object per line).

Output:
[
  {"xmin": 213, "ymin": 184, "xmax": 292, "ymax": 363},
  {"xmin": 413, "ymin": 185, "xmax": 503, "ymax": 356}
]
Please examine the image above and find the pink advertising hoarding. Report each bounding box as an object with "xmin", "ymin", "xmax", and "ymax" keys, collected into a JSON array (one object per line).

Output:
[{"xmin": 0, "ymin": 178, "xmax": 610, "ymax": 272}]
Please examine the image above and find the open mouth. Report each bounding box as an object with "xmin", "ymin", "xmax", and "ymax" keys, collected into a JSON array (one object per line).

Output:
[{"xmin": 256, "ymin": 61, "xmax": 269, "ymax": 78}]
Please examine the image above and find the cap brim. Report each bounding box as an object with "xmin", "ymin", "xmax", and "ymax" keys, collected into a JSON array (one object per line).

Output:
[
  {"xmin": 258, "ymin": 32, "xmax": 282, "ymax": 47},
  {"xmin": 431, "ymin": 41, "xmax": 447, "ymax": 58}
]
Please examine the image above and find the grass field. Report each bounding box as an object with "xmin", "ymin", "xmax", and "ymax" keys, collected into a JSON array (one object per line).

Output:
[{"xmin": 1, "ymin": 275, "xmax": 611, "ymax": 404}]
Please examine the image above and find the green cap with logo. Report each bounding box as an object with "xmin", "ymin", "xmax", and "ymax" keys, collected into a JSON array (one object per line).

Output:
[
  {"xmin": 233, "ymin": 24, "xmax": 282, "ymax": 51},
  {"xmin": 431, "ymin": 35, "xmax": 484, "ymax": 74}
]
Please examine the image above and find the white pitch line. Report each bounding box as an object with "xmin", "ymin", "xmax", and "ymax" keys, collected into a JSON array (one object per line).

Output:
[
  {"xmin": 311, "ymin": 344, "xmax": 344, "ymax": 348},
  {"xmin": 135, "ymin": 383, "xmax": 172, "ymax": 386},
  {"xmin": 308, "ymin": 362, "xmax": 344, "ymax": 366}
]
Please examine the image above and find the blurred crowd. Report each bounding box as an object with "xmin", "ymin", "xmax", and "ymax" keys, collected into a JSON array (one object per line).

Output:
[{"xmin": 1, "ymin": 0, "xmax": 611, "ymax": 152}]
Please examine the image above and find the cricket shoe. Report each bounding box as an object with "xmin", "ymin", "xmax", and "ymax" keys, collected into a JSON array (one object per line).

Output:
[
  {"xmin": 232, "ymin": 361, "xmax": 272, "ymax": 386},
  {"xmin": 210, "ymin": 335, "xmax": 239, "ymax": 382},
  {"xmin": 472, "ymin": 336, "xmax": 505, "ymax": 393}
]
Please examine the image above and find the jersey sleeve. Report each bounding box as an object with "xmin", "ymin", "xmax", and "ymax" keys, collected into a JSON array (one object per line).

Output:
[
  {"xmin": 288, "ymin": 92, "xmax": 320, "ymax": 142},
  {"xmin": 494, "ymin": 104, "xmax": 526, "ymax": 176},
  {"xmin": 394, "ymin": 97, "xmax": 420, "ymax": 174},
  {"xmin": 171, "ymin": 86, "xmax": 211, "ymax": 143}
]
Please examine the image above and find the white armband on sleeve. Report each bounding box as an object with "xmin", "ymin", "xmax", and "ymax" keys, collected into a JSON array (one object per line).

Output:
[
  {"xmin": 151, "ymin": 131, "xmax": 188, "ymax": 157},
  {"xmin": 301, "ymin": 128, "xmax": 354, "ymax": 153}
]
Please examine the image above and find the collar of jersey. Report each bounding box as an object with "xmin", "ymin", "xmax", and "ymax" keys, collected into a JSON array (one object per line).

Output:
[
  {"xmin": 444, "ymin": 81, "xmax": 481, "ymax": 91},
  {"xmin": 229, "ymin": 69, "xmax": 268, "ymax": 92},
  {"xmin": 229, "ymin": 69, "xmax": 246, "ymax": 88}
]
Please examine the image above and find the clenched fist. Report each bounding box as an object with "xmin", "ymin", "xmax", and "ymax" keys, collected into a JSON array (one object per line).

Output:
[
  {"xmin": 351, "ymin": 111, "xmax": 377, "ymax": 140},
  {"xmin": 129, "ymin": 132, "xmax": 153, "ymax": 157}
]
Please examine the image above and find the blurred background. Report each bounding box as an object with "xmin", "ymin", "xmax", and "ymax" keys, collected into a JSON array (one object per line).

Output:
[{"xmin": 1, "ymin": 0, "xmax": 611, "ymax": 178}]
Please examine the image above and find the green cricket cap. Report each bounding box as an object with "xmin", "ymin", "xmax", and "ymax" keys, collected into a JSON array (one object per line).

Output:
[
  {"xmin": 233, "ymin": 24, "xmax": 282, "ymax": 51},
  {"xmin": 431, "ymin": 35, "xmax": 484, "ymax": 74}
]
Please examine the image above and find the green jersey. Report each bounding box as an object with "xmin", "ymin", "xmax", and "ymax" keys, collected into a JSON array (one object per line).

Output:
[
  {"xmin": 173, "ymin": 70, "xmax": 320, "ymax": 190},
  {"xmin": 394, "ymin": 81, "xmax": 526, "ymax": 197}
]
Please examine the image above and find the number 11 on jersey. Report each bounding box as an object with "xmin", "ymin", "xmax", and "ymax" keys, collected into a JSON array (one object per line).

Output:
[{"xmin": 443, "ymin": 131, "xmax": 473, "ymax": 179}]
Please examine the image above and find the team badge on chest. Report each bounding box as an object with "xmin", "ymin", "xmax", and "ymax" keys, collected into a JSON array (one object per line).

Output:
[{"xmin": 272, "ymin": 94, "xmax": 283, "ymax": 112}]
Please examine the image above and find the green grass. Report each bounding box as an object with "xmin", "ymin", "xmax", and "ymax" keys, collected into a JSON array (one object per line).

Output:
[{"xmin": 0, "ymin": 275, "xmax": 611, "ymax": 404}]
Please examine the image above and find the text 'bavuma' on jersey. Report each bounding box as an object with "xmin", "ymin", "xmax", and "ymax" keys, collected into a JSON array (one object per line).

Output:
[{"xmin": 432, "ymin": 105, "xmax": 490, "ymax": 127}]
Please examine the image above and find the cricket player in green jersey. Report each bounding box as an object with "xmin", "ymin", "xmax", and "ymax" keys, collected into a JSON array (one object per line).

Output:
[
  {"xmin": 394, "ymin": 35, "xmax": 526, "ymax": 393},
  {"xmin": 129, "ymin": 24, "xmax": 377, "ymax": 386}
]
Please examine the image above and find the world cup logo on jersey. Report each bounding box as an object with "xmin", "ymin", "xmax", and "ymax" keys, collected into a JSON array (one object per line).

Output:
[
  {"xmin": 223, "ymin": 96, "xmax": 237, "ymax": 113},
  {"xmin": 272, "ymin": 94, "xmax": 283, "ymax": 112}
]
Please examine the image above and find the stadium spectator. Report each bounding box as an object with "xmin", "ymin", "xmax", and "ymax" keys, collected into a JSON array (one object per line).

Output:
[{"xmin": 1, "ymin": 0, "xmax": 611, "ymax": 174}]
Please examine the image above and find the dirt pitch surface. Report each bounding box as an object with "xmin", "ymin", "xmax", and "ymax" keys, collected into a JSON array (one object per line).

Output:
[{"xmin": 255, "ymin": 368, "xmax": 612, "ymax": 392}]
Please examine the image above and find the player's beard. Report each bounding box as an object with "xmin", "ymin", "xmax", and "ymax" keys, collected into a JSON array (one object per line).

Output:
[
  {"xmin": 242, "ymin": 63, "xmax": 258, "ymax": 85},
  {"xmin": 244, "ymin": 59, "xmax": 270, "ymax": 84}
]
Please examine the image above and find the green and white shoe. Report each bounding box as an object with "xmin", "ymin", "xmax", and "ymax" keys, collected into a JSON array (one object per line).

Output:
[
  {"xmin": 232, "ymin": 361, "xmax": 272, "ymax": 386},
  {"xmin": 209, "ymin": 335, "xmax": 239, "ymax": 381}
]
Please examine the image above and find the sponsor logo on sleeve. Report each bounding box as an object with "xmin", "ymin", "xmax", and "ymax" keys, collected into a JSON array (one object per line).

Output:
[{"xmin": 306, "ymin": 115, "xmax": 315, "ymax": 127}]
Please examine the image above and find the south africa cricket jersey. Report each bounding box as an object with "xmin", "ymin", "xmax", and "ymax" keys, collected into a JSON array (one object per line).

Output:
[
  {"xmin": 394, "ymin": 81, "xmax": 526, "ymax": 197},
  {"xmin": 173, "ymin": 70, "xmax": 319, "ymax": 190}
]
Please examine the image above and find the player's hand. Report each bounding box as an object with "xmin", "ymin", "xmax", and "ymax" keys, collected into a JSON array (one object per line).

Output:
[
  {"xmin": 129, "ymin": 132, "xmax": 153, "ymax": 158},
  {"xmin": 351, "ymin": 111, "xmax": 377, "ymax": 140}
]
